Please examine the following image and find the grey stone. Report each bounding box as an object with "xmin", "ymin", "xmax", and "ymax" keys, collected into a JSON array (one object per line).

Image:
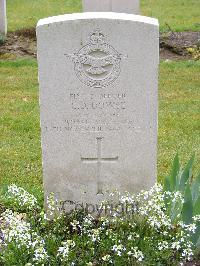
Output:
[
  {"xmin": 37, "ymin": 12, "xmax": 159, "ymax": 209},
  {"xmin": 82, "ymin": 0, "xmax": 140, "ymax": 14},
  {"xmin": 0, "ymin": 0, "xmax": 7, "ymax": 35}
]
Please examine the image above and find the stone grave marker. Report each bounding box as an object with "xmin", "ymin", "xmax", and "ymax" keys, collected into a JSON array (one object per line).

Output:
[
  {"xmin": 82, "ymin": 0, "xmax": 140, "ymax": 14},
  {"xmin": 37, "ymin": 12, "xmax": 159, "ymax": 210},
  {"xmin": 0, "ymin": 0, "xmax": 7, "ymax": 35}
]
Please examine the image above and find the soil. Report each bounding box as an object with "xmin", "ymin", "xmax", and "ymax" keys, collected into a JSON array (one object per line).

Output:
[
  {"xmin": 184, "ymin": 260, "xmax": 200, "ymax": 266},
  {"xmin": 0, "ymin": 28, "xmax": 199, "ymax": 61},
  {"xmin": 160, "ymin": 31, "xmax": 200, "ymax": 60},
  {"xmin": 0, "ymin": 28, "xmax": 37, "ymax": 59}
]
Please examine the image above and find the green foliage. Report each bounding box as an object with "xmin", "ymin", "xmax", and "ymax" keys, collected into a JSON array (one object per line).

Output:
[
  {"xmin": 163, "ymin": 154, "xmax": 200, "ymax": 247},
  {"xmin": 164, "ymin": 154, "xmax": 195, "ymax": 193},
  {"xmin": 0, "ymin": 184, "xmax": 196, "ymax": 265},
  {"xmin": 182, "ymin": 181, "xmax": 193, "ymax": 225}
]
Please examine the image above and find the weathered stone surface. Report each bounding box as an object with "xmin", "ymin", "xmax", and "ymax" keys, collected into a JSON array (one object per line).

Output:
[
  {"xmin": 37, "ymin": 13, "xmax": 159, "ymax": 208},
  {"xmin": 82, "ymin": 0, "xmax": 140, "ymax": 14},
  {"xmin": 0, "ymin": 0, "xmax": 7, "ymax": 35}
]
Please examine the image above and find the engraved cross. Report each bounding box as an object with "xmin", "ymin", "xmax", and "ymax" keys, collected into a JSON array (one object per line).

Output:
[{"xmin": 81, "ymin": 137, "xmax": 118, "ymax": 195}]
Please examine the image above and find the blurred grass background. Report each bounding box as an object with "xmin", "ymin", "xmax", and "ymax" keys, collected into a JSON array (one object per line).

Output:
[{"xmin": 7, "ymin": 0, "xmax": 200, "ymax": 32}]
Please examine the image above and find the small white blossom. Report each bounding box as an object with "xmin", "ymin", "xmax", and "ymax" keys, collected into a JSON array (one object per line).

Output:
[
  {"xmin": 102, "ymin": 254, "xmax": 112, "ymax": 263},
  {"xmin": 129, "ymin": 247, "xmax": 144, "ymax": 262},
  {"xmin": 112, "ymin": 244, "xmax": 126, "ymax": 256},
  {"xmin": 193, "ymin": 215, "xmax": 200, "ymax": 222},
  {"xmin": 7, "ymin": 184, "xmax": 37, "ymax": 210},
  {"xmin": 33, "ymin": 246, "xmax": 49, "ymax": 263},
  {"xmin": 158, "ymin": 241, "xmax": 169, "ymax": 251},
  {"xmin": 57, "ymin": 240, "xmax": 75, "ymax": 262}
]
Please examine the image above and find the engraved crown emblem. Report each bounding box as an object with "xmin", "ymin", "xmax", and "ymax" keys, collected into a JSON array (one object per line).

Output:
[
  {"xmin": 65, "ymin": 29, "xmax": 123, "ymax": 88},
  {"xmin": 90, "ymin": 29, "xmax": 105, "ymax": 44}
]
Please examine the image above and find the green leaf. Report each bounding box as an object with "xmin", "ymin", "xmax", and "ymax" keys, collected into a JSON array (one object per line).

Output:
[
  {"xmin": 170, "ymin": 153, "xmax": 180, "ymax": 191},
  {"xmin": 182, "ymin": 182, "xmax": 193, "ymax": 224},
  {"xmin": 191, "ymin": 172, "xmax": 200, "ymax": 204},
  {"xmin": 196, "ymin": 235, "xmax": 200, "ymax": 248},
  {"xmin": 193, "ymin": 195, "xmax": 200, "ymax": 216},
  {"xmin": 163, "ymin": 175, "xmax": 171, "ymax": 192},
  {"xmin": 192, "ymin": 221, "xmax": 200, "ymax": 248},
  {"xmin": 170, "ymin": 198, "xmax": 183, "ymax": 223},
  {"xmin": 179, "ymin": 154, "xmax": 195, "ymax": 192}
]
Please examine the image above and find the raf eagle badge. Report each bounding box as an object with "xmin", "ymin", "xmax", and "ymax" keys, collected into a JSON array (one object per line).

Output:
[{"xmin": 66, "ymin": 29, "xmax": 123, "ymax": 88}]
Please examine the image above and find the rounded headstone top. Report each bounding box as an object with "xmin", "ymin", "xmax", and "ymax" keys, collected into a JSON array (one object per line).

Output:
[{"xmin": 37, "ymin": 12, "xmax": 159, "ymax": 28}]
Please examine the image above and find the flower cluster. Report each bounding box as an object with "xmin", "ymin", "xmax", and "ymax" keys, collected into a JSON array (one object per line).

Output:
[
  {"xmin": 127, "ymin": 247, "xmax": 144, "ymax": 261},
  {"xmin": 112, "ymin": 244, "xmax": 126, "ymax": 256},
  {"xmin": 57, "ymin": 240, "xmax": 75, "ymax": 262},
  {"xmin": 0, "ymin": 184, "xmax": 198, "ymax": 265},
  {"xmin": 46, "ymin": 193, "xmax": 60, "ymax": 216},
  {"xmin": 7, "ymin": 184, "xmax": 37, "ymax": 210},
  {"xmin": 1, "ymin": 209, "xmax": 48, "ymax": 264},
  {"xmin": 102, "ymin": 254, "xmax": 112, "ymax": 263}
]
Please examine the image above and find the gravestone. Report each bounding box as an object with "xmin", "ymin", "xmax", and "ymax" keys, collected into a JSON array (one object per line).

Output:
[
  {"xmin": 37, "ymin": 13, "xmax": 159, "ymax": 210},
  {"xmin": 82, "ymin": 0, "xmax": 140, "ymax": 14},
  {"xmin": 0, "ymin": 0, "xmax": 7, "ymax": 35}
]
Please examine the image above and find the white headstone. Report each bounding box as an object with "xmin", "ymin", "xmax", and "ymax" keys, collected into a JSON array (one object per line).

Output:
[
  {"xmin": 37, "ymin": 13, "xmax": 159, "ymax": 211},
  {"xmin": 82, "ymin": 0, "xmax": 140, "ymax": 14},
  {"xmin": 0, "ymin": 0, "xmax": 7, "ymax": 35}
]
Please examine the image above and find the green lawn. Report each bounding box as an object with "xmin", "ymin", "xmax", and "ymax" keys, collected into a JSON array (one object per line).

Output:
[
  {"xmin": 7, "ymin": 0, "xmax": 200, "ymax": 32},
  {"xmin": 0, "ymin": 59, "xmax": 199, "ymax": 198},
  {"xmin": 142, "ymin": 0, "xmax": 200, "ymax": 32},
  {"xmin": 0, "ymin": 60, "xmax": 42, "ymax": 199},
  {"xmin": 158, "ymin": 60, "xmax": 200, "ymax": 180}
]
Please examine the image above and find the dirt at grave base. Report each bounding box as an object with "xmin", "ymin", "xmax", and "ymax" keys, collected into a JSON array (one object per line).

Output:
[
  {"xmin": 0, "ymin": 28, "xmax": 37, "ymax": 59},
  {"xmin": 184, "ymin": 260, "xmax": 200, "ymax": 266},
  {"xmin": 0, "ymin": 28, "xmax": 199, "ymax": 61}
]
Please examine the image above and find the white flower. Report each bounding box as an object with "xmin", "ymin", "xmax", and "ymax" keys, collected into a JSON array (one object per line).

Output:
[
  {"xmin": 7, "ymin": 184, "xmax": 38, "ymax": 210},
  {"xmin": 88, "ymin": 228, "xmax": 101, "ymax": 242},
  {"xmin": 57, "ymin": 240, "xmax": 75, "ymax": 262},
  {"xmin": 33, "ymin": 246, "xmax": 49, "ymax": 263},
  {"xmin": 171, "ymin": 241, "xmax": 181, "ymax": 250},
  {"xmin": 128, "ymin": 235, "xmax": 132, "ymax": 240},
  {"xmin": 112, "ymin": 244, "xmax": 126, "ymax": 256},
  {"xmin": 158, "ymin": 241, "xmax": 168, "ymax": 251},
  {"xmin": 70, "ymin": 220, "xmax": 81, "ymax": 231},
  {"xmin": 186, "ymin": 224, "xmax": 196, "ymax": 233},
  {"xmin": 130, "ymin": 247, "xmax": 144, "ymax": 262},
  {"xmin": 102, "ymin": 254, "xmax": 112, "ymax": 262},
  {"xmin": 1, "ymin": 209, "xmax": 48, "ymax": 262},
  {"xmin": 46, "ymin": 193, "xmax": 60, "ymax": 216},
  {"xmin": 193, "ymin": 215, "xmax": 200, "ymax": 222}
]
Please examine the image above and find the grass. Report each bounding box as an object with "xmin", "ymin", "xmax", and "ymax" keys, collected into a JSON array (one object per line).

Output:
[
  {"xmin": 158, "ymin": 60, "xmax": 200, "ymax": 181},
  {"xmin": 6, "ymin": 0, "xmax": 200, "ymax": 32},
  {"xmin": 142, "ymin": 0, "xmax": 200, "ymax": 32},
  {"xmin": 0, "ymin": 59, "xmax": 42, "ymax": 199},
  {"xmin": 7, "ymin": 0, "xmax": 82, "ymax": 32},
  {"xmin": 0, "ymin": 59, "xmax": 199, "ymax": 199}
]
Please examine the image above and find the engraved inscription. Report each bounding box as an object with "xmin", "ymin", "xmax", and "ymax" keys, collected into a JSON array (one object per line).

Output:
[
  {"xmin": 81, "ymin": 137, "xmax": 118, "ymax": 194},
  {"xmin": 69, "ymin": 92, "xmax": 126, "ymax": 112},
  {"xmin": 43, "ymin": 90, "xmax": 140, "ymax": 133},
  {"xmin": 44, "ymin": 119, "xmax": 140, "ymax": 133},
  {"xmin": 66, "ymin": 29, "xmax": 124, "ymax": 88}
]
